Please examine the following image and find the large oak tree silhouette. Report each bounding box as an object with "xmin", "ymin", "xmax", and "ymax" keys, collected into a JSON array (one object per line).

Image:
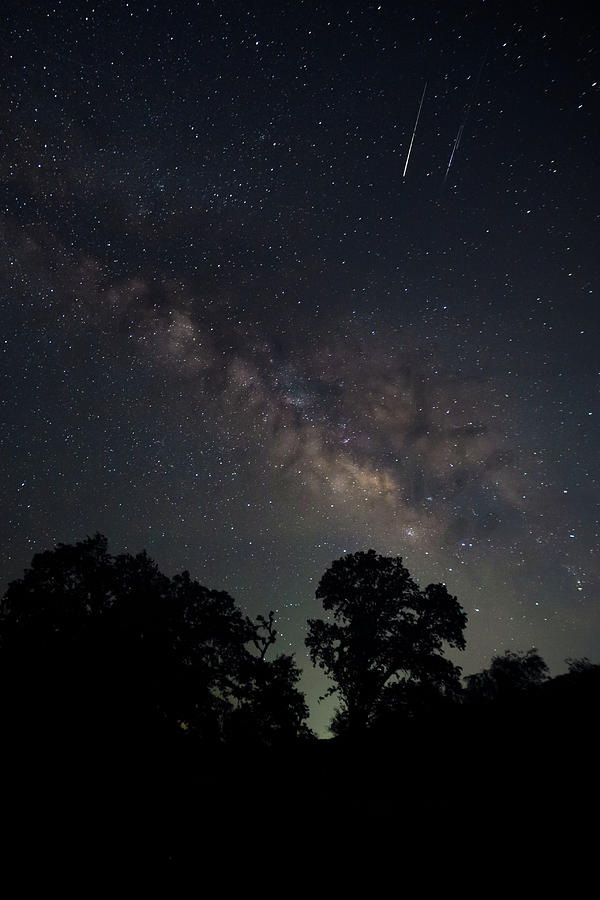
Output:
[{"xmin": 306, "ymin": 549, "xmax": 467, "ymax": 734}]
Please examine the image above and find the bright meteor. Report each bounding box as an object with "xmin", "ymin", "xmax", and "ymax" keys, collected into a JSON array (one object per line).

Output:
[{"xmin": 402, "ymin": 81, "xmax": 427, "ymax": 179}]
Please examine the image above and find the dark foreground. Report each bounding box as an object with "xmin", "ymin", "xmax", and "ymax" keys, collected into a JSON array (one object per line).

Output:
[{"xmin": 1, "ymin": 668, "xmax": 597, "ymax": 879}]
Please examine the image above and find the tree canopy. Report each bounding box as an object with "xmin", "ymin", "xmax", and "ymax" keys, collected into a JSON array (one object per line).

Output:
[
  {"xmin": 305, "ymin": 549, "xmax": 467, "ymax": 734},
  {"xmin": 464, "ymin": 648, "xmax": 549, "ymax": 703},
  {"xmin": 0, "ymin": 534, "xmax": 311, "ymax": 748}
]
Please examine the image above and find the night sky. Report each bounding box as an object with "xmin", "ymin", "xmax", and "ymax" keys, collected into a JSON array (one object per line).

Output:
[{"xmin": 2, "ymin": 1, "xmax": 598, "ymax": 735}]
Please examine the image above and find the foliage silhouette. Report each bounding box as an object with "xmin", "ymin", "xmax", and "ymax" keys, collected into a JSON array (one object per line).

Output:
[
  {"xmin": 464, "ymin": 648, "xmax": 549, "ymax": 703},
  {"xmin": 565, "ymin": 656, "xmax": 597, "ymax": 676},
  {"xmin": 1, "ymin": 537, "xmax": 599, "ymax": 871},
  {"xmin": 305, "ymin": 549, "xmax": 467, "ymax": 734},
  {"xmin": 0, "ymin": 534, "xmax": 311, "ymax": 749},
  {"xmin": 227, "ymin": 653, "xmax": 312, "ymax": 745}
]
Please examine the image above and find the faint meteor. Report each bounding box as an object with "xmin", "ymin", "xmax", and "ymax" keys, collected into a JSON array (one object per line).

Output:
[
  {"xmin": 442, "ymin": 50, "xmax": 488, "ymax": 186},
  {"xmin": 402, "ymin": 81, "xmax": 427, "ymax": 179},
  {"xmin": 443, "ymin": 123, "xmax": 464, "ymax": 183}
]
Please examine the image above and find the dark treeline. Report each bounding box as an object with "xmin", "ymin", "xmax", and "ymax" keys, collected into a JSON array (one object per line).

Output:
[{"xmin": 0, "ymin": 537, "xmax": 597, "ymax": 873}]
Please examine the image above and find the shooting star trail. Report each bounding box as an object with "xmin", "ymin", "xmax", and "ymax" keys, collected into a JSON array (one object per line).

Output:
[
  {"xmin": 403, "ymin": 82, "xmax": 427, "ymax": 179},
  {"xmin": 442, "ymin": 50, "xmax": 488, "ymax": 185},
  {"xmin": 444, "ymin": 123, "xmax": 464, "ymax": 183}
]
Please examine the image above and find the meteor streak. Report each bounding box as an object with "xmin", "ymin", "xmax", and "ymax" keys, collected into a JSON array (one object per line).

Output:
[
  {"xmin": 442, "ymin": 50, "xmax": 488, "ymax": 186},
  {"xmin": 444, "ymin": 123, "xmax": 464, "ymax": 183},
  {"xmin": 402, "ymin": 82, "xmax": 427, "ymax": 179}
]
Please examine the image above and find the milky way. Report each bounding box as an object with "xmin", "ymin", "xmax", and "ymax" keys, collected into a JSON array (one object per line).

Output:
[{"xmin": 1, "ymin": 2, "xmax": 598, "ymax": 733}]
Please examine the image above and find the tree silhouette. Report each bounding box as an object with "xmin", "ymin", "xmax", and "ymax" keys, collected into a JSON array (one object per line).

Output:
[
  {"xmin": 464, "ymin": 648, "xmax": 549, "ymax": 703},
  {"xmin": 227, "ymin": 653, "xmax": 312, "ymax": 745},
  {"xmin": 0, "ymin": 534, "xmax": 311, "ymax": 749},
  {"xmin": 565, "ymin": 656, "xmax": 597, "ymax": 676},
  {"xmin": 305, "ymin": 549, "xmax": 467, "ymax": 734},
  {"xmin": 166, "ymin": 568, "xmax": 258, "ymax": 741},
  {"xmin": 227, "ymin": 610, "xmax": 312, "ymax": 745}
]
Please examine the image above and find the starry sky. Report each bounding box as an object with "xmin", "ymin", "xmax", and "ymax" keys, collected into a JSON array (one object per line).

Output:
[{"xmin": 1, "ymin": 1, "xmax": 599, "ymax": 735}]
